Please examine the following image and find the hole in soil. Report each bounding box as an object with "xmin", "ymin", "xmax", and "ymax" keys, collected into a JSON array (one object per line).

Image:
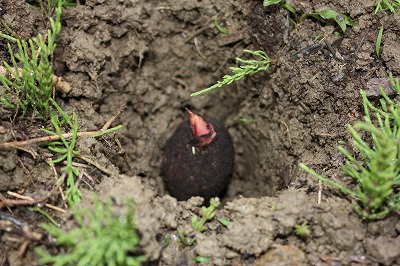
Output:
[
  {"xmin": 223, "ymin": 79, "xmax": 296, "ymax": 201},
  {"xmin": 155, "ymin": 80, "xmax": 295, "ymax": 202}
]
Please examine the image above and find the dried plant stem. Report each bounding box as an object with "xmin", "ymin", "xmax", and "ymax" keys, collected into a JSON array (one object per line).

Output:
[
  {"xmin": 77, "ymin": 155, "xmax": 117, "ymax": 176},
  {"xmin": 6, "ymin": 191, "xmax": 65, "ymax": 213},
  {"xmin": 0, "ymin": 172, "xmax": 66, "ymax": 209},
  {"xmin": 0, "ymin": 117, "xmax": 122, "ymax": 150}
]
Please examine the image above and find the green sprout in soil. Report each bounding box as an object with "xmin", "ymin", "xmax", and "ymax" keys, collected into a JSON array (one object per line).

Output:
[
  {"xmin": 214, "ymin": 16, "xmax": 229, "ymax": 34},
  {"xmin": 36, "ymin": 196, "xmax": 146, "ymax": 266},
  {"xmin": 38, "ymin": 105, "xmax": 121, "ymax": 204},
  {"xmin": 376, "ymin": 25, "xmax": 384, "ymax": 59},
  {"xmin": 177, "ymin": 228, "xmax": 196, "ymax": 246},
  {"xmin": 178, "ymin": 198, "xmax": 221, "ymax": 246},
  {"xmin": 375, "ymin": 0, "xmax": 400, "ymax": 13},
  {"xmin": 263, "ymin": 0, "xmax": 297, "ymax": 15},
  {"xmin": 194, "ymin": 256, "xmax": 212, "ymax": 264},
  {"xmin": 190, "ymin": 50, "xmax": 271, "ymax": 96},
  {"xmin": 177, "ymin": 198, "xmax": 221, "ymax": 264},
  {"xmin": 0, "ymin": 0, "xmax": 63, "ymax": 118},
  {"xmin": 191, "ymin": 197, "xmax": 220, "ymax": 232},
  {"xmin": 32, "ymin": 0, "xmax": 76, "ymax": 16},
  {"xmin": 300, "ymin": 73, "xmax": 400, "ymax": 220},
  {"xmin": 40, "ymin": 106, "xmax": 82, "ymax": 204},
  {"xmin": 294, "ymin": 221, "xmax": 311, "ymax": 238},
  {"xmin": 263, "ymin": 2, "xmax": 354, "ymax": 33},
  {"xmin": 299, "ymin": 10, "xmax": 355, "ymax": 33}
]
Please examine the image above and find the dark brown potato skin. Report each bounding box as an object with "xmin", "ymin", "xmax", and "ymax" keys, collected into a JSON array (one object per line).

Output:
[{"xmin": 161, "ymin": 117, "xmax": 234, "ymax": 201}]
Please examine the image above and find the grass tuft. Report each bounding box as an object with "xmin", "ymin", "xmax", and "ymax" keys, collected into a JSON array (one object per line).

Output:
[
  {"xmin": 375, "ymin": 0, "xmax": 400, "ymax": 13},
  {"xmin": 36, "ymin": 196, "xmax": 146, "ymax": 266},
  {"xmin": 0, "ymin": 0, "xmax": 63, "ymax": 118},
  {"xmin": 300, "ymin": 73, "xmax": 400, "ymax": 220},
  {"xmin": 40, "ymin": 103, "xmax": 82, "ymax": 203}
]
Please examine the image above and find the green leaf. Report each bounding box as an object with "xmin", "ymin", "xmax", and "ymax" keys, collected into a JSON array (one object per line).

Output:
[
  {"xmin": 214, "ymin": 16, "xmax": 229, "ymax": 34},
  {"xmin": 194, "ymin": 256, "xmax": 211, "ymax": 263},
  {"xmin": 300, "ymin": 10, "xmax": 355, "ymax": 32},
  {"xmin": 218, "ymin": 218, "xmax": 231, "ymax": 227},
  {"xmin": 263, "ymin": 0, "xmax": 282, "ymax": 7},
  {"xmin": 190, "ymin": 50, "xmax": 270, "ymax": 96},
  {"xmin": 376, "ymin": 25, "xmax": 384, "ymax": 59}
]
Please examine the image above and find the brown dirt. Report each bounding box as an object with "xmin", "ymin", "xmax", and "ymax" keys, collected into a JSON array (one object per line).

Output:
[{"xmin": 1, "ymin": 0, "xmax": 400, "ymax": 265}]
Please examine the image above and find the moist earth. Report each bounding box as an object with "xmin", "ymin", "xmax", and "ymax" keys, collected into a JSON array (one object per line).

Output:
[{"xmin": 1, "ymin": 0, "xmax": 400, "ymax": 265}]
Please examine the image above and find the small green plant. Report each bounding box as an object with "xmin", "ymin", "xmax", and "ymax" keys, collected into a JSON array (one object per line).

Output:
[
  {"xmin": 191, "ymin": 197, "xmax": 220, "ymax": 232},
  {"xmin": 177, "ymin": 198, "xmax": 221, "ymax": 263},
  {"xmin": 214, "ymin": 16, "xmax": 229, "ymax": 34},
  {"xmin": 190, "ymin": 50, "xmax": 271, "ymax": 96},
  {"xmin": 36, "ymin": 196, "xmax": 146, "ymax": 266},
  {"xmin": 263, "ymin": 0, "xmax": 296, "ymax": 15},
  {"xmin": 294, "ymin": 221, "xmax": 311, "ymax": 237},
  {"xmin": 299, "ymin": 10, "xmax": 355, "ymax": 32},
  {"xmin": 177, "ymin": 228, "xmax": 196, "ymax": 246},
  {"xmin": 375, "ymin": 0, "xmax": 400, "ymax": 13},
  {"xmin": 40, "ymin": 105, "xmax": 82, "ymax": 203},
  {"xmin": 0, "ymin": 0, "xmax": 63, "ymax": 118},
  {"xmin": 27, "ymin": 0, "xmax": 76, "ymax": 16},
  {"xmin": 376, "ymin": 25, "xmax": 384, "ymax": 59},
  {"xmin": 300, "ymin": 73, "xmax": 400, "ymax": 220},
  {"xmin": 178, "ymin": 197, "xmax": 221, "ymax": 247},
  {"xmin": 262, "ymin": 2, "xmax": 354, "ymax": 33},
  {"xmin": 39, "ymin": 104, "xmax": 121, "ymax": 204}
]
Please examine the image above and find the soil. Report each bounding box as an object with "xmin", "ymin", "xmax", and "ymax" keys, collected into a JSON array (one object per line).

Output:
[{"xmin": 1, "ymin": 0, "xmax": 400, "ymax": 265}]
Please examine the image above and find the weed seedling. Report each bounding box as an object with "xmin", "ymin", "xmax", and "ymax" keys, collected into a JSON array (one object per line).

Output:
[
  {"xmin": 40, "ymin": 105, "xmax": 82, "ymax": 203},
  {"xmin": 191, "ymin": 197, "xmax": 220, "ymax": 232},
  {"xmin": 214, "ymin": 16, "xmax": 229, "ymax": 34},
  {"xmin": 263, "ymin": 0, "xmax": 297, "ymax": 15},
  {"xmin": 262, "ymin": 2, "xmax": 354, "ymax": 33},
  {"xmin": 36, "ymin": 196, "xmax": 146, "ymax": 266},
  {"xmin": 177, "ymin": 229, "xmax": 196, "ymax": 246},
  {"xmin": 300, "ymin": 73, "xmax": 400, "ymax": 220},
  {"xmin": 294, "ymin": 222, "xmax": 311, "ymax": 237},
  {"xmin": 299, "ymin": 10, "xmax": 355, "ymax": 32},
  {"xmin": 178, "ymin": 197, "xmax": 221, "ymax": 247},
  {"xmin": 376, "ymin": 26, "xmax": 384, "ymax": 59},
  {"xmin": 375, "ymin": 0, "xmax": 400, "ymax": 13},
  {"xmin": 190, "ymin": 50, "xmax": 271, "ymax": 96},
  {"xmin": 0, "ymin": 0, "xmax": 63, "ymax": 118},
  {"xmin": 27, "ymin": 0, "xmax": 76, "ymax": 16}
]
